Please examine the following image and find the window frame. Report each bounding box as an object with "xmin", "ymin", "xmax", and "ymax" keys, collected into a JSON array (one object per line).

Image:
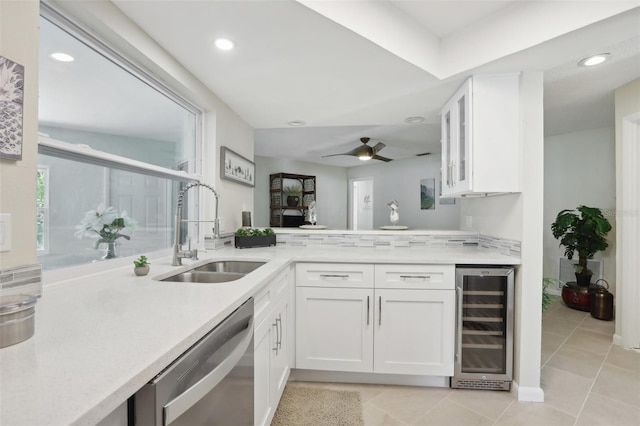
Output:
[
  {"xmin": 36, "ymin": 165, "xmax": 50, "ymax": 254},
  {"xmin": 38, "ymin": 3, "xmax": 206, "ymax": 275}
]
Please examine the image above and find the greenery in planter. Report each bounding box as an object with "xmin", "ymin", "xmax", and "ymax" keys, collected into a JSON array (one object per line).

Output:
[
  {"xmin": 542, "ymin": 278, "xmax": 558, "ymax": 312},
  {"xmin": 283, "ymin": 185, "xmax": 301, "ymax": 197},
  {"xmin": 133, "ymin": 255, "xmax": 150, "ymax": 267},
  {"xmin": 235, "ymin": 227, "xmax": 275, "ymax": 237},
  {"xmin": 551, "ymin": 205, "xmax": 612, "ymax": 282}
]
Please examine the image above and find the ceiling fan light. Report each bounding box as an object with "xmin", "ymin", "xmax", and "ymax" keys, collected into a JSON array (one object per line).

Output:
[{"xmin": 358, "ymin": 155, "xmax": 372, "ymax": 161}]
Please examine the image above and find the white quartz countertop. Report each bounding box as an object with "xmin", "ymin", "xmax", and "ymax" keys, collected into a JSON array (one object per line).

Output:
[{"xmin": 0, "ymin": 246, "xmax": 518, "ymax": 425}]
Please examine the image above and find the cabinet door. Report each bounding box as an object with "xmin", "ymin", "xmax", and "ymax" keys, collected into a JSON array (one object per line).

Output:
[
  {"xmin": 270, "ymin": 296, "xmax": 289, "ymax": 406},
  {"xmin": 453, "ymin": 81, "xmax": 472, "ymax": 193},
  {"xmin": 296, "ymin": 286, "xmax": 374, "ymax": 372},
  {"xmin": 374, "ymin": 289, "xmax": 455, "ymax": 376},
  {"xmin": 254, "ymin": 319, "xmax": 273, "ymax": 426}
]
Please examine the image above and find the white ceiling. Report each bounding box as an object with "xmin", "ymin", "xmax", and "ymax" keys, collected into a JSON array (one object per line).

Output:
[{"xmin": 46, "ymin": 1, "xmax": 640, "ymax": 167}]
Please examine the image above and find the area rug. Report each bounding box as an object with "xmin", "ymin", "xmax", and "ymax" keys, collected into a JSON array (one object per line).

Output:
[{"xmin": 271, "ymin": 385, "xmax": 364, "ymax": 426}]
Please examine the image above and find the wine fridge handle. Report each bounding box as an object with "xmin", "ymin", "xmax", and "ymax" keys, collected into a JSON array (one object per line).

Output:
[{"xmin": 455, "ymin": 286, "xmax": 462, "ymax": 361}]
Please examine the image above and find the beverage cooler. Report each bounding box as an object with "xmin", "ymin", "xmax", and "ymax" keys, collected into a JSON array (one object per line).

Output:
[{"xmin": 452, "ymin": 266, "xmax": 514, "ymax": 390}]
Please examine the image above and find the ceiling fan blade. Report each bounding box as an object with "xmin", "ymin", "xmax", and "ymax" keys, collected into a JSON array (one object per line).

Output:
[
  {"xmin": 372, "ymin": 154, "xmax": 393, "ymax": 162},
  {"xmin": 372, "ymin": 142, "xmax": 386, "ymax": 153},
  {"xmin": 322, "ymin": 152, "xmax": 354, "ymax": 158}
]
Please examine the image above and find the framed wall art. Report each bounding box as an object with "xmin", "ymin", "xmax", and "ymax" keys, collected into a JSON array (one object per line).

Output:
[
  {"xmin": 0, "ymin": 56, "xmax": 25, "ymax": 161},
  {"xmin": 420, "ymin": 178, "xmax": 436, "ymax": 210},
  {"xmin": 220, "ymin": 146, "xmax": 255, "ymax": 187}
]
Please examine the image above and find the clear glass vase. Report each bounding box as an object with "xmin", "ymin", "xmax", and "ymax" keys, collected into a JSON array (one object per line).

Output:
[{"xmin": 102, "ymin": 242, "xmax": 118, "ymax": 259}]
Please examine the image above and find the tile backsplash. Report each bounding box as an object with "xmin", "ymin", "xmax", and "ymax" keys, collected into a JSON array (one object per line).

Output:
[
  {"xmin": 0, "ymin": 264, "xmax": 43, "ymax": 297},
  {"xmin": 275, "ymin": 231, "xmax": 520, "ymax": 257}
]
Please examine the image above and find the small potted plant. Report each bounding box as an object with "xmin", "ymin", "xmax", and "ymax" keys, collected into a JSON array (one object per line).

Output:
[
  {"xmin": 283, "ymin": 185, "xmax": 301, "ymax": 206},
  {"xmin": 133, "ymin": 255, "xmax": 150, "ymax": 276},
  {"xmin": 551, "ymin": 205, "xmax": 612, "ymax": 287}
]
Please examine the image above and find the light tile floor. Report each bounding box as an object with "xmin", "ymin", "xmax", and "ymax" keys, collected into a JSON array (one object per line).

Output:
[{"xmin": 287, "ymin": 297, "xmax": 640, "ymax": 425}]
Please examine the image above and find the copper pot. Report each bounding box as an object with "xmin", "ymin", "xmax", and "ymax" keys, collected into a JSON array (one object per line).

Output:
[{"xmin": 590, "ymin": 279, "xmax": 614, "ymax": 321}]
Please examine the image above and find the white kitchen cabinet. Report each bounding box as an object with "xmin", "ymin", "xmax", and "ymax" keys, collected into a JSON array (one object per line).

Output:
[
  {"xmin": 374, "ymin": 289, "xmax": 454, "ymax": 376},
  {"xmin": 441, "ymin": 73, "xmax": 521, "ymax": 197},
  {"xmin": 295, "ymin": 263, "xmax": 455, "ymax": 376},
  {"xmin": 296, "ymin": 286, "xmax": 374, "ymax": 372},
  {"xmin": 254, "ymin": 268, "xmax": 291, "ymax": 426}
]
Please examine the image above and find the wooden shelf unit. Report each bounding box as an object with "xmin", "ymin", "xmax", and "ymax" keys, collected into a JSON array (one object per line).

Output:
[{"xmin": 270, "ymin": 173, "xmax": 316, "ymax": 227}]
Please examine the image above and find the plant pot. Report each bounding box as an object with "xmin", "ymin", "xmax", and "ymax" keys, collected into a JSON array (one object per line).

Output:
[
  {"xmin": 575, "ymin": 272, "xmax": 593, "ymax": 287},
  {"xmin": 235, "ymin": 235, "xmax": 276, "ymax": 249},
  {"xmin": 134, "ymin": 265, "xmax": 150, "ymax": 276},
  {"xmin": 286, "ymin": 195, "xmax": 300, "ymax": 206},
  {"xmin": 562, "ymin": 282, "xmax": 594, "ymax": 311}
]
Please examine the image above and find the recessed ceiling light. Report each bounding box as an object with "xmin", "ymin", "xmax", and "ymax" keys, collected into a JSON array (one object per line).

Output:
[
  {"xmin": 214, "ymin": 38, "xmax": 235, "ymax": 51},
  {"xmin": 287, "ymin": 120, "xmax": 306, "ymax": 127},
  {"xmin": 404, "ymin": 116, "xmax": 425, "ymax": 123},
  {"xmin": 50, "ymin": 52, "xmax": 74, "ymax": 62},
  {"xmin": 578, "ymin": 53, "xmax": 610, "ymax": 67}
]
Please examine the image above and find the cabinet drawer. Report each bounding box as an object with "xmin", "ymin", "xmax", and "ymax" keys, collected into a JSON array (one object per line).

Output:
[
  {"xmin": 375, "ymin": 264, "xmax": 454, "ymax": 290},
  {"xmin": 296, "ymin": 263, "xmax": 374, "ymax": 288}
]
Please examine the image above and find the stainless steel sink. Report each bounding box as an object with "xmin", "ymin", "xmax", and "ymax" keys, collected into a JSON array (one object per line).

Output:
[
  {"xmin": 192, "ymin": 260, "xmax": 266, "ymax": 274},
  {"xmin": 157, "ymin": 260, "xmax": 266, "ymax": 283}
]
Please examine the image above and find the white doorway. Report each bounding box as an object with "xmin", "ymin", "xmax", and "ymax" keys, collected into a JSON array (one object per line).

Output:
[
  {"xmin": 349, "ymin": 177, "xmax": 374, "ymax": 230},
  {"xmin": 616, "ymin": 113, "xmax": 640, "ymax": 349}
]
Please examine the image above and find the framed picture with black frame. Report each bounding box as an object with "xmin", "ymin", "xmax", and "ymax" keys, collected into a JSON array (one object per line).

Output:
[{"xmin": 220, "ymin": 146, "xmax": 255, "ymax": 187}]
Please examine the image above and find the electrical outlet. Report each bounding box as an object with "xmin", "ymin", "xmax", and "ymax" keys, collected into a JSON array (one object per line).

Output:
[{"xmin": 0, "ymin": 213, "xmax": 11, "ymax": 252}]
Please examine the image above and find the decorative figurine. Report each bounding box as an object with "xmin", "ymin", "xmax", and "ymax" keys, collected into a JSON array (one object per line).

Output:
[
  {"xmin": 388, "ymin": 199, "xmax": 399, "ymax": 226},
  {"xmin": 307, "ymin": 201, "xmax": 317, "ymax": 225}
]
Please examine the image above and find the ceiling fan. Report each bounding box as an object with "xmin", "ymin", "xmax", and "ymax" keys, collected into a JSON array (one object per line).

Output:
[{"xmin": 322, "ymin": 137, "xmax": 393, "ymax": 162}]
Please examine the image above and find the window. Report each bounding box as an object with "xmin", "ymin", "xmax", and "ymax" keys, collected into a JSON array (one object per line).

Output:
[
  {"xmin": 38, "ymin": 4, "xmax": 202, "ymax": 270},
  {"xmin": 36, "ymin": 166, "xmax": 49, "ymax": 253}
]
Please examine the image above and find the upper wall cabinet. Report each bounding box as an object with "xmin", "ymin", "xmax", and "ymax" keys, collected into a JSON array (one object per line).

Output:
[{"xmin": 440, "ymin": 73, "xmax": 521, "ymax": 197}]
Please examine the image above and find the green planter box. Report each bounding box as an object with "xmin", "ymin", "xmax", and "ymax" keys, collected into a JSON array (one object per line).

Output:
[{"xmin": 235, "ymin": 235, "xmax": 276, "ymax": 249}]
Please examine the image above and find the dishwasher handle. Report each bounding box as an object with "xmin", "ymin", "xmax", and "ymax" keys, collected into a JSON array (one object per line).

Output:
[{"xmin": 162, "ymin": 314, "xmax": 254, "ymax": 425}]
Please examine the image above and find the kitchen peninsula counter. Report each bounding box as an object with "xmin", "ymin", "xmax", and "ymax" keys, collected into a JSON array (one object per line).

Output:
[{"xmin": 0, "ymin": 243, "xmax": 519, "ymax": 425}]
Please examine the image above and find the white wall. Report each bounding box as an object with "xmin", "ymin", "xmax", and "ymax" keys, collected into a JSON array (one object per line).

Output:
[
  {"xmin": 543, "ymin": 127, "xmax": 616, "ymax": 293},
  {"xmin": 348, "ymin": 155, "xmax": 460, "ymax": 229},
  {"xmin": 254, "ymin": 155, "xmax": 348, "ymax": 229},
  {"xmin": 0, "ymin": 0, "xmax": 39, "ymax": 269},
  {"xmin": 614, "ymin": 78, "xmax": 640, "ymax": 348}
]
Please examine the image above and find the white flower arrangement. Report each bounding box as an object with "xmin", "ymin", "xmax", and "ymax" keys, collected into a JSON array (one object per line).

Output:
[{"xmin": 74, "ymin": 203, "xmax": 137, "ymax": 249}]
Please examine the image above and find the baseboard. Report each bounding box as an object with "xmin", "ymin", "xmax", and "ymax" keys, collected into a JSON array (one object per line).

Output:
[
  {"xmin": 613, "ymin": 333, "xmax": 623, "ymax": 347},
  {"xmin": 512, "ymin": 381, "xmax": 545, "ymax": 402},
  {"xmin": 289, "ymin": 369, "xmax": 449, "ymax": 388}
]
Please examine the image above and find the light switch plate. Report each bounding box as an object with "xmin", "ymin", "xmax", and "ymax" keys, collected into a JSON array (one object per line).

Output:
[{"xmin": 0, "ymin": 213, "xmax": 11, "ymax": 252}]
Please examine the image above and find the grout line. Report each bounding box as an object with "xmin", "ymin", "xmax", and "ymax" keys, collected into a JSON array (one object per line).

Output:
[{"xmin": 571, "ymin": 336, "xmax": 613, "ymax": 425}]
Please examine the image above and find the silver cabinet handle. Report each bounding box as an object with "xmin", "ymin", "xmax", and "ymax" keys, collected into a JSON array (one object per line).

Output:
[
  {"xmin": 400, "ymin": 275, "xmax": 431, "ymax": 280},
  {"xmin": 378, "ymin": 296, "xmax": 382, "ymax": 326},
  {"xmin": 451, "ymin": 163, "xmax": 456, "ymax": 184},
  {"xmin": 367, "ymin": 296, "xmax": 370, "ymax": 325},
  {"xmin": 319, "ymin": 274, "xmax": 349, "ymax": 279},
  {"xmin": 276, "ymin": 314, "xmax": 282, "ymax": 350},
  {"xmin": 272, "ymin": 317, "xmax": 280, "ymax": 354}
]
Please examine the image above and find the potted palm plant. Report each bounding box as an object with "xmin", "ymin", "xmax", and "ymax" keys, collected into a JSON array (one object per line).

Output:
[{"xmin": 551, "ymin": 205, "xmax": 612, "ymax": 287}]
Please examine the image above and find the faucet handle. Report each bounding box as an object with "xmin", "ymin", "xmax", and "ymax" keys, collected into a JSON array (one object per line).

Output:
[{"xmin": 187, "ymin": 238, "xmax": 198, "ymax": 260}]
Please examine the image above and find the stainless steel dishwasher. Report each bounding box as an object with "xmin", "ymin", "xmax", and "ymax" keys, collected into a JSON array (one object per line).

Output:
[{"xmin": 133, "ymin": 298, "xmax": 254, "ymax": 425}]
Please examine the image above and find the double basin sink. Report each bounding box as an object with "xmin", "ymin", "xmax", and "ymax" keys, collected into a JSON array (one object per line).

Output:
[{"xmin": 154, "ymin": 260, "xmax": 266, "ymax": 283}]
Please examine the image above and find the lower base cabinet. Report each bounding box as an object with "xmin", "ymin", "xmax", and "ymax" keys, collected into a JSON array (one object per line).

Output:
[
  {"xmin": 255, "ymin": 274, "xmax": 291, "ymax": 426},
  {"xmin": 296, "ymin": 263, "xmax": 455, "ymax": 377}
]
